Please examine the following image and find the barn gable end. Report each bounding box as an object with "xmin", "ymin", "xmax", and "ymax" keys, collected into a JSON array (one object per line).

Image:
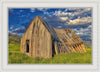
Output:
[{"xmin": 21, "ymin": 15, "xmax": 54, "ymax": 58}]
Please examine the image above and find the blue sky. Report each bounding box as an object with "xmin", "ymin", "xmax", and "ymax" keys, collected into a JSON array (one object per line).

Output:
[{"xmin": 8, "ymin": 8, "xmax": 92, "ymax": 41}]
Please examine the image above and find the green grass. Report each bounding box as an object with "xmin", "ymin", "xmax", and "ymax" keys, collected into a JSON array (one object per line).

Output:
[
  {"xmin": 8, "ymin": 44, "xmax": 92, "ymax": 64},
  {"xmin": 9, "ymin": 44, "xmax": 20, "ymax": 52}
]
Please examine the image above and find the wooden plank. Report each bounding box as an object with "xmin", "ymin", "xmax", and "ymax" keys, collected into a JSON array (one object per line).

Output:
[
  {"xmin": 54, "ymin": 31, "xmax": 71, "ymax": 53},
  {"xmin": 55, "ymin": 41, "xmax": 59, "ymax": 54},
  {"xmin": 63, "ymin": 31, "xmax": 76, "ymax": 52}
]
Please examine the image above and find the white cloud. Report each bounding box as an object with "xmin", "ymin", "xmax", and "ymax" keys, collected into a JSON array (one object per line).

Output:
[
  {"xmin": 64, "ymin": 9, "xmax": 68, "ymax": 11},
  {"xmin": 68, "ymin": 16, "xmax": 92, "ymax": 25},
  {"xmin": 53, "ymin": 8, "xmax": 91, "ymax": 17},
  {"xmin": 43, "ymin": 8, "xmax": 92, "ymax": 26},
  {"xmin": 9, "ymin": 27, "xmax": 26, "ymax": 35},
  {"xmin": 73, "ymin": 25, "xmax": 92, "ymax": 36},
  {"xmin": 67, "ymin": 8, "xmax": 84, "ymax": 11},
  {"xmin": 30, "ymin": 8, "xmax": 35, "ymax": 12},
  {"xmin": 30, "ymin": 8, "xmax": 48, "ymax": 13},
  {"xmin": 53, "ymin": 10, "xmax": 72, "ymax": 16},
  {"xmin": 8, "ymin": 31, "xmax": 17, "ymax": 35},
  {"xmin": 37, "ymin": 8, "xmax": 48, "ymax": 11},
  {"xmin": 71, "ymin": 8, "xmax": 91, "ymax": 16},
  {"xmin": 44, "ymin": 11, "xmax": 54, "ymax": 15},
  {"xmin": 10, "ymin": 25, "xmax": 14, "ymax": 29},
  {"xmin": 19, "ymin": 10, "xmax": 23, "ymax": 12},
  {"xmin": 60, "ymin": 17, "xmax": 69, "ymax": 21},
  {"xmin": 44, "ymin": 12, "xmax": 49, "ymax": 14},
  {"xmin": 18, "ymin": 15, "xmax": 27, "ymax": 17}
]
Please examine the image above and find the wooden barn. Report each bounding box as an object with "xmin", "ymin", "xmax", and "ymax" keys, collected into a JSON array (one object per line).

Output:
[{"xmin": 20, "ymin": 15, "xmax": 86, "ymax": 58}]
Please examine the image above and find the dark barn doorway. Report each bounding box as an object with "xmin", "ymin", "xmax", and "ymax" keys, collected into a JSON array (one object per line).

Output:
[
  {"xmin": 26, "ymin": 40, "xmax": 29, "ymax": 53},
  {"xmin": 52, "ymin": 41, "xmax": 55, "ymax": 57}
]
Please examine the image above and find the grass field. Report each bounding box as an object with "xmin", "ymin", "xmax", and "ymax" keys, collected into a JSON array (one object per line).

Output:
[{"xmin": 8, "ymin": 43, "xmax": 92, "ymax": 64}]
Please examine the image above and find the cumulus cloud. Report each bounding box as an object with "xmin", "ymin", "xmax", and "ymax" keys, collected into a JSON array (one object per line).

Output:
[
  {"xmin": 30, "ymin": 8, "xmax": 48, "ymax": 13},
  {"xmin": 72, "ymin": 25, "xmax": 92, "ymax": 41},
  {"xmin": 37, "ymin": 8, "xmax": 48, "ymax": 11},
  {"xmin": 42, "ymin": 15, "xmax": 92, "ymax": 29},
  {"xmin": 52, "ymin": 8, "xmax": 92, "ymax": 20},
  {"xmin": 10, "ymin": 25, "xmax": 14, "ymax": 29},
  {"xmin": 44, "ymin": 8, "xmax": 92, "ymax": 28},
  {"xmin": 53, "ymin": 10, "xmax": 72, "ymax": 16},
  {"xmin": 60, "ymin": 17, "xmax": 69, "ymax": 21},
  {"xmin": 9, "ymin": 27, "xmax": 26, "ymax": 35},
  {"xmin": 30, "ymin": 8, "xmax": 92, "ymax": 27},
  {"xmin": 69, "ymin": 8, "xmax": 92, "ymax": 19},
  {"xmin": 30, "ymin": 8, "xmax": 35, "ymax": 12},
  {"xmin": 19, "ymin": 10, "xmax": 23, "ymax": 12},
  {"xmin": 44, "ymin": 11, "xmax": 54, "ymax": 15},
  {"xmin": 68, "ymin": 16, "xmax": 92, "ymax": 25},
  {"xmin": 18, "ymin": 15, "xmax": 27, "ymax": 18},
  {"xmin": 13, "ymin": 28, "xmax": 26, "ymax": 33},
  {"xmin": 8, "ymin": 31, "xmax": 17, "ymax": 35},
  {"xmin": 72, "ymin": 8, "xmax": 91, "ymax": 16},
  {"xmin": 67, "ymin": 8, "xmax": 84, "ymax": 11}
]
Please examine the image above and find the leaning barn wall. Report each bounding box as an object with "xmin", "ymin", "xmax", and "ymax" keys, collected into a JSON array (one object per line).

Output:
[{"xmin": 54, "ymin": 28, "xmax": 86, "ymax": 53}]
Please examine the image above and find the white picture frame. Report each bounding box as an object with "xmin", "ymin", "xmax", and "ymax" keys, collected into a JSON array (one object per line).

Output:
[{"xmin": 0, "ymin": 0, "xmax": 99, "ymax": 72}]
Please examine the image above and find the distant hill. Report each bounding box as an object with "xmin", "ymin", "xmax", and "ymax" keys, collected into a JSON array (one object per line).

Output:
[
  {"xmin": 8, "ymin": 34, "xmax": 22, "ymax": 44},
  {"xmin": 8, "ymin": 34, "xmax": 92, "ymax": 47}
]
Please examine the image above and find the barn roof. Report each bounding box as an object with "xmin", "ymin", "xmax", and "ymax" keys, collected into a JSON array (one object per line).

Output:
[{"xmin": 35, "ymin": 15, "xmax": 60, "ymax": 41}]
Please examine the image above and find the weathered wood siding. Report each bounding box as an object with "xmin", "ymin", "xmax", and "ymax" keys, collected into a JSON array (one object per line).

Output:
[
  {"xmin": 20, "ymin": 18, "xmax": 34, "ymax": 57},
  {"xmin": 31, "ymin": 16, "xmax": 52, "ymax": 58},
  {"xmin": 21, "ymin": 16, "xmax": 52, "ymax": 58}
]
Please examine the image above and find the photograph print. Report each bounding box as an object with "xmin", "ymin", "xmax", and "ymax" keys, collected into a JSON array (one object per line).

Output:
[{"xmin": 8, "ymin": 8, "xmax": 92, "ymax": 64}]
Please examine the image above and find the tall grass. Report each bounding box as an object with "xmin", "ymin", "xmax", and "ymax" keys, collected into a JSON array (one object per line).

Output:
[{"xmin": 8, "ymin": 44, "xmax": 92, "ymax": 64}]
